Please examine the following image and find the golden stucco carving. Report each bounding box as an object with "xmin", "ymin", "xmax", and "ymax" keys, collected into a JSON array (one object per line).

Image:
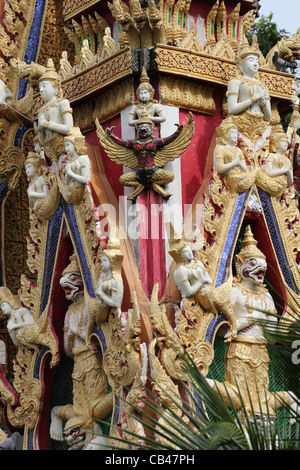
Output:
[
  {"xmin": 206, "ymin": 0, "xmax": 219, "ymax": 47},
  {"xmin": 62, "ymin": 0, "xmax": 102, "ymax": 21},
  {"xmin": 0, "ymin": 1, "xmax": 39, "ymax": 185},
  {"xmin": 148, "ymin": 215, "xmax": 239, "ymax": 422},
  {"xmin": 209, "ymin": 29, "xmax": 236, "ymax": 61},
  {"xmin": 58, "ymin": 48, "xmax": 132, "ymax": 105},
  {"xmin": 95, "ymin": 280, "xmax": 147, "ymax": 447},
  {"xmin": 160, "ymin": 75, "xmax": 216, "ymax": 115},
  {"xmin": 155, "ymin": 45, "xmax": 295, "ymax": 101},
  {"xmin": 0, "ymin": 0, "xmax": 37, "ymax": 89},
  {"xmin": 108, "ymin": 0, "xmax": 170, "ymax": 49},
  {"xmin": 92, "ymin": 77, "xmax": 133, "ymax": 124},
  {"xmin": 148, "ymin": 335, "xmax": 191, "ymax": 448},
  {"xmin": 238, "ymin": 9, "xmax": 256, "ymax": 42},
  {"xmin": 227, "ymin": 2, "xmax": 240, "ymax": 52},
  {"xmin": 0, "ymin": 147, "xmax": 24, "ymax": 190},
  {"xmin": 150, "ymin": 284, "xmax": 216, "ymax": 380},
  {"xmin": 177, "ymin": 22, "xmax": 204, "ymax": 53},
  {"xmin": 6, "ymin": 348, "xmax": 42, "ymax": 432}
]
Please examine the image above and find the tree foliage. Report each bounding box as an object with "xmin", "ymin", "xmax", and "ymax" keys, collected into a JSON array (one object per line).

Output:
[{"xmin": 250, "ymin": 13, "xmax": 290, "ymax": 57}]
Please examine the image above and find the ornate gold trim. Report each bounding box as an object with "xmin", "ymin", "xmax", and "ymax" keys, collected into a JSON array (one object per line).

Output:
[
  {"xmin": 33, "ymin": 48, "xmax": 132, "ymax": 111},
  {"xmin": 159, "ymin": 75, "xmax": 216, "ymax": 114},
  {"xmin": 62, "ymin": 0, "xmax": 102, "ymax": 20},
  {"xmin": 155, "ymin": 45, "xmax": 295, "ymax": 100}
]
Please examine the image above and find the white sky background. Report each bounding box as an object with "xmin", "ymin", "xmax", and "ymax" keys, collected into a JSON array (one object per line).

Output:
[{"xmin": 258, "ymin": 0, "xmax": 300, "ymax": 36}]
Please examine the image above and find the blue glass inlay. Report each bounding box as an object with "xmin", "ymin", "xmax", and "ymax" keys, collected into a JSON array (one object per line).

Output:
[
  {"xmin": 258, "ymin": 188, "xmax": 297, "ymax": 293},
  {"xmin": 205, "ymin": 313, "xmax": 226, "ymax": 342},
  {"xmin": 14, "ymin": 122, "xmax": 32, "ymax": 148},
  {"xmin": 216, "ymin": 192, "xmax": 249, "ymax": 287},
  {"xmin": 114, "ymin": 398, "xmax": 120, "ymax": 424},
  {"xmin": 61, "ymin": 198, "xmax": 95, "ymax": 297},
  {"xmin": 0, "ymin": 181, "xmax": 9, "ymax": 286},
  {"xmin": 18, "ymin": 0, "xmax": 47, "ymax": 99},
  {"xmin": 28, "ymin": 429, "xmax": 34, "ymax": 450},
  {"xmin": 92, "ymin": 326, "xmax": 107, "ymax": 351},
  {"xmin": 34, "ymin": 346, "xmax": 48, "ymax": 378},
  {"xmin": 39, "ymin": 205, "xmax": 63, "ymax": 315}
]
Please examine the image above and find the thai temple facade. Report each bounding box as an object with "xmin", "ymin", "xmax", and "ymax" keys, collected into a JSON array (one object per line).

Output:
[{"xmin": 0, "ymin": 0, "xmax": 299, "ymax": 450}]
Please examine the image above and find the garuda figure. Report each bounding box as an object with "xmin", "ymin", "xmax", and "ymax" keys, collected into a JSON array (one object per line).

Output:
[{"xmin": 96, "ymin": 109, "xmax": 194, "ymax": 200}]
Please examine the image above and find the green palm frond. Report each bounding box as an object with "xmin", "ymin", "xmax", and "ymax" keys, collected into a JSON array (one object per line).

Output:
[{"xmin": 94, "ymin": 277, "xmax": 300, "ymax": 451}]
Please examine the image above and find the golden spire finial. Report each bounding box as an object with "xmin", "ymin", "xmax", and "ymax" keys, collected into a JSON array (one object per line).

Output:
[
  {"xmin": 167, "ymin": 222, "xmax": 188, "ymax": 265},
  {"xmin": 62, "ymin": 252, "xmax": 81, "ymax": 276},
  {"xmin": 135, "ymin": 108, "xmax": 154, "ymax": 127},
  {"xmin": 103, "ymin": 232, "xmax": 123, "ymax": 280},
  {"xmin": 39, "ymin": 58, "xmax": 61, "ymax": 86},
  {"xmin": 136, "ymin": 66, "xmax": 155, "ymax": 99},
  {"xmin": 236, "ymin": 33, "xmax": 260, "ymax": 63},
  {"xmin": 236, "ymin": 225, "xmax": 266, "ymax": 263},
  {"xmin": 24, "ymin": 151, "xmax": 44, "ymax": 170}
]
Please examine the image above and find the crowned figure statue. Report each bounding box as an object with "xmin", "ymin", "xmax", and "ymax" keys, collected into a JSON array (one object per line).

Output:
[
  {"xmin": 207, "ymin": 226, "xmax": 298, "ymax": 428},
  {"xmin": 50, "ymin": 252, "xmax": 113, "ymax": 450},
  {"xmin": 128, "ymin": 66, "xmax": 166, "ymax": 132},
  {"xmin": 37, "ymin": 58, "xmax": 73, "ymax": 162},
  {"xmin": 226, "ymin": 35, "xmax": 271, "ymax": 142},
  {"xmin": 256, "ymin": 124, "xmax": 293, "ymax": 197},
  {"xmin": 213, "ymin": 117, "xmax": 256, "ymax": 193},
  {"xmin": 25, "ymin": 152, "xmax": 49, "ymax": 209},
  {"xmin": 96, "ymin": 236, "xmax": 124, "ymax": 311}
]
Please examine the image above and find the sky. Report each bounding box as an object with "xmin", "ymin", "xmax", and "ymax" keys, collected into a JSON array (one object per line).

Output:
[{"xmin": 258, "ymin": 0, "xmax": 300, "ymax": 36}]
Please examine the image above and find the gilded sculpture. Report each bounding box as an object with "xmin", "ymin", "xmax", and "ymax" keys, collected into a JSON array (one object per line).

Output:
[
  {"xmin": 96, "ymin": 236, "xmax": 124, "ymax": 310},
  {"xmin": 24, "ymin": 151, "xmax": 59, "ymax": 220},
  {"xmin": 37, "ymin": 58, "xmax": 73, "ymax": 162},
  {"xmin": 168, "ymin": 223, "xmax": 237, "ymax": 339},
  {"xmin": 206, "ymin": 226, "xmax": 299, "ymax": 428},
  {"xmin": 0, "ymin": 287, "xmax": 35, "ymax": 348},
  {"xmin": 256, "ymin": 125, "xmax": 293, "ymax": 197},
  {"xmin": 64, "ymin": 128, "xmax": 91, "ymax": 189},
  {"xmin": 214, "ymin": 117, "xmax": 255, "ymax": 193},
  {"xmin": 50, "ymin": 252, "xmax": 113, "ymax": 450},
  {"xmin": 128, "ymin": 67, "xmax": 166, "ymax": 130},
  {"xmin": 0, "ymin": 285, "xmax": 58, "ymax": 366},
  {"xmin": 227, "ymin": 34, "xmax": 271, "ymax": 123},
  {"xmin": 57, "ymin": 127, "xmax": 92, "ymax": 205},
  {"xmin": 24, "ymin": 152, "xmax": 48, "ymax": 209},
  {"xmin": 96, "ymin": 109, "xmax": 195, "ymax": 200}
]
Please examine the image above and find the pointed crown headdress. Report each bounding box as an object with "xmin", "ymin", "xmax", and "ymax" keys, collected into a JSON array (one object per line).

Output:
[
  {"xmin": 236, "ymin": 34, "xmax": 260, "ymax": 63},
  {"xmin": 167, "ymin": 222, "xmax": 190, "ymax": 265},
  {"xmin": 62, "ymin": 252, "xmax": 81, "ymax": 277},
  {"xmin": 269, "ymin": 124, "xmax": 288, "ymax": 153},
  {"xmin": 216, "ymin": 117, "xmax": 238, "ymax": 144},
  {"xmin": 0, "ymin": 286, "xmax": 20, "ymax": 310},
  {"xmin": 235, "ymin": 225, "xmax": 266, "ymax": 267},
  {"xmin": 65, "ymin": 127, "xmax": 87, "ymax": 155},
  {"xmin": 24, "ymin": 152, "xmax": 44, "ymax": 172},
  {"xmin": 136, "ymin": 66, "xmax": 155, "ymax": 100},
  {"xmin": 103, "ymin": 232, "xmax": 123, "ymax": 280},
  {"xmin": 39, "ymin": 58, "xmax": 61, "ymax": 89},
  {"xmin": 135, "ymin": 108, "xmax": 154, "ymax": 128}
]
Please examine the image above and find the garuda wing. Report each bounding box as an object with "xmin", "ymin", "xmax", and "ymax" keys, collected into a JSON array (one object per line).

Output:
[
  {"xmin": 154, "ymin": 112, "xmax": 195, "ymax": 168},
  {"xmin": 95, "ymin": 118, "xmax": 138, "ymax": 169}
]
